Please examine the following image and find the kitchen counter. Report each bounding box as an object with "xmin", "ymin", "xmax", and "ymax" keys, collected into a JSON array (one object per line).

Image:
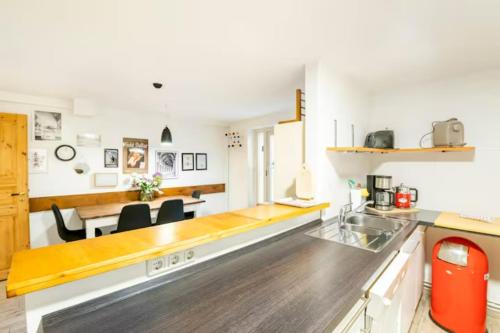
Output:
[
  {"xmin": 7, "ymin": 203, "xmax": 328, "ymax": 298},
  {"xmin": 42, "ymin": 217, "xmax": 419, "ymax": 333}
]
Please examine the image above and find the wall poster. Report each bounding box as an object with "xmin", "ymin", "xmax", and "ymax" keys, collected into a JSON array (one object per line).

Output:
[{"xmin": 122, "ymin": 138, "xmax": 148, "ymax": 173}]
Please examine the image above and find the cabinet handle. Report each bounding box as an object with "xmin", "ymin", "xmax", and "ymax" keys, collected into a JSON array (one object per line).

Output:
[
  {"xmin": 341, "ymin": 296, "xmax": 370, "ymax": 333},
  {"xmin": 11, "ymin": 192, "xmax": 26, "ymax": 196}
]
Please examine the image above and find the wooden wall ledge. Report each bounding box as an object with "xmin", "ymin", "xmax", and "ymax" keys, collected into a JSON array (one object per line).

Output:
[{"xmin": 29, "ymin": 183, "xmax": 225, "ymax": 212}]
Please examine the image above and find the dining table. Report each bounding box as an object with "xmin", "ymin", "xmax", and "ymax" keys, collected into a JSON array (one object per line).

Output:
[{"xmin": 75, "ymin": 195, "xmax": 205, "ymax": 238}]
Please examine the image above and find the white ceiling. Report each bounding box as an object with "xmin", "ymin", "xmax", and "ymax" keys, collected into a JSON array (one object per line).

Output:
[{"xmin": 2, "ymin": 0, "xmax": 500, "ymax": 122}]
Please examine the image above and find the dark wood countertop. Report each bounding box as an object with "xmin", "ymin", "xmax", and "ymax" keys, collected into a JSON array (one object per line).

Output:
[{"xmin": 43, "ymin": 217, "xmax": 419, "ymax": 333}]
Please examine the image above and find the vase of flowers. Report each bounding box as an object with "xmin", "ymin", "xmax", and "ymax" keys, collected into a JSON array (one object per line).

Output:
[{"xmin": 131, "ymin": 173, "xmax": 163, "ymax": 201}]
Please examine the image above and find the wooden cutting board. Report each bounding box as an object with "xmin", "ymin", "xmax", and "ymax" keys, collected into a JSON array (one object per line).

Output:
[
  {"xmin": 366, "ymin": 206, "xmax": 420, "ymax": 215},
  {"xmin": 434, "ymin": 212, "xmax": 500, "ymax": 236}
]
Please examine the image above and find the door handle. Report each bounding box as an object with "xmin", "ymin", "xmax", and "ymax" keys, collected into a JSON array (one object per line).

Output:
[{"xmin": 11, "ymin": 192, "xmax": 26, "ymax": 196}]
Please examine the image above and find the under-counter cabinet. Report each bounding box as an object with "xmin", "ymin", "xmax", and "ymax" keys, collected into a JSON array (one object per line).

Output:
[
  {"xmin": 334, "ymin": 227, "xmax": 425, "ymax": 333},
  {"xmin": 367, "ymin": 227, "xmax": 425, "ymax": 333}
]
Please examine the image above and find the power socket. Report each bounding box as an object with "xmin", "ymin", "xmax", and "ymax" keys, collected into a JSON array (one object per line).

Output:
[
  {"xmin": 147, "ymin": 256, "xmax": 168, "ymax": 276},
  {"xmin": 185, "ymin": 249, "xmax": 195, "ymax": 261},
  {"xmin": 169, "ymin": 252, "xmax": 185, "ymax": 266}
]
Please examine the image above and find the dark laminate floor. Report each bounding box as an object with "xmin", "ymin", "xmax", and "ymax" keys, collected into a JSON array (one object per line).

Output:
[{"xmin": 43, "ymin": 219, "xmax": 419, "ymax": 333}]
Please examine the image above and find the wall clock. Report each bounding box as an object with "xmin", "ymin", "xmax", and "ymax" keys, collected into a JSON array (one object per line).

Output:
[{"xmin": 55, "ymin": 144, "xmax": 76, "ymax": 161}]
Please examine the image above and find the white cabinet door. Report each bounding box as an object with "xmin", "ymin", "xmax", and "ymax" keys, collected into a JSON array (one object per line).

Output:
[
  {"xmin": 331, "ymin": 297, "xmax": 369, "ymax": 333},
  {"xmin": 367, "ymin": 228, "xmax": 425, "ymax": 333}
]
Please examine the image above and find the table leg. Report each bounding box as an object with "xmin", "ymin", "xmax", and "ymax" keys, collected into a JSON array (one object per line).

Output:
[{"xmin": 86, "ymin": 224, "xmax": 96, "ymax": 238}]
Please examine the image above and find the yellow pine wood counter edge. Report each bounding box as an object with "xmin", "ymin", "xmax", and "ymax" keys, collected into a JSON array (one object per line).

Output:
[
  {"xmin": 434, "ymin": 212, "xmax": 500, "ymax": 236},
  {"xmin": 6, "ymin": 203, "xmax": 328, "ymax": 297}
]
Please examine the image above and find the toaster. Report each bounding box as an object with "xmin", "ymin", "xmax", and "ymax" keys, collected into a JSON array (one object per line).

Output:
[
  {"xmin": 364, "ymin": 130, "xmax": 394, "ymax": 149},
  {"xmin": 433, "ymin": 118, "xmax": 465, "ymax": 147}
]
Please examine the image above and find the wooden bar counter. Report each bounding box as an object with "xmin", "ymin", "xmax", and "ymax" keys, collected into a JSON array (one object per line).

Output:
[{"xmin": 6, "ymin": 203, "xmax": 328, "ymax": 298}]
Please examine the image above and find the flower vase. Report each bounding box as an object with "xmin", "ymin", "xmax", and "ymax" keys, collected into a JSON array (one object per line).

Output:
[{"xmin": 140, "ymin": 191, "xmax": 154, "ymax": 202}]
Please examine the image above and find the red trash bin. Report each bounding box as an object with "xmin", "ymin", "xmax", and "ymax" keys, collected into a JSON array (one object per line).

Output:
[{"xmin": 430, "ymin": 237, "xmax": 488, "ymax": 333}]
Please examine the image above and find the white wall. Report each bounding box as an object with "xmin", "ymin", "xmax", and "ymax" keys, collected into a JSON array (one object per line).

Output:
[
  {"xmin": 368, "ymin": 70, "xmax": 500, "ymax": 305},
  {"xmin": 305, "ymin": 62, "xmax": 372, "ymax": 219},
  {"xmin": 228, "ymin": 111, "xmax": 290, "ymax": 210},
  {"xmin": 0, "ymin": 91, "xmax": 229, "ymax": 247}
]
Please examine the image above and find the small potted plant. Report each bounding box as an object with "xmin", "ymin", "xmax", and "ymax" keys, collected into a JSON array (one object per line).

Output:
[{"xmin": 131, "ymin": 173, "xmax": 163, "ymax": 201}]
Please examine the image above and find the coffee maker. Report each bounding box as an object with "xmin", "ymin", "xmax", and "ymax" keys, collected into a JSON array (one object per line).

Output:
[{"xmin": 367, "ymin": 175, "xmax": 393, "ymax": 211}]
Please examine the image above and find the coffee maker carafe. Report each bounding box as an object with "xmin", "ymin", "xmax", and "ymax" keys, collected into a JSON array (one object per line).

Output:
[{"xmin": 367, "ymin": 175, "xmax": 394, "ymax": 211}]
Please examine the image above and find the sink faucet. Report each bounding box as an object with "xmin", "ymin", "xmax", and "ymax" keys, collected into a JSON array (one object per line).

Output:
[{"xmin": 338, "ymin": 200, "xmax": 374, "ymax": 227}]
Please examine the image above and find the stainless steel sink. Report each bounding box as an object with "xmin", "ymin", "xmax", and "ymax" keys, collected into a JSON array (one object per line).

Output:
[{"xmin": 306, "ymin": 214, "xmax": 409, "ymax": 252}]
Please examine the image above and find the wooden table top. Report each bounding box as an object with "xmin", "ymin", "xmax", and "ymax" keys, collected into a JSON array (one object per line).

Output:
[
  {"xmin": 76, "ymin": 195, "xmax": 205, "ymax": 220},
  {"xmin": 6, "ymin": 203, "xmax": 329, "ymax": 297}
]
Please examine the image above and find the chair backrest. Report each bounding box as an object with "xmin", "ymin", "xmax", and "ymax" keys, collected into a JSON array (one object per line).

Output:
[
  {"xmin": 116, "ymin": 204, "xmax": 152, "ymax": 233},
  {"xmin": 156, "ymin": 199, "xmax": 184, "ymax": 225},
  {"xmin": 51, "ymin": 203, "xmax": 70, "ymax": 241},
  {"xmin": 191, "ymin": 190, "xmax": 202, "ymax": 199}
]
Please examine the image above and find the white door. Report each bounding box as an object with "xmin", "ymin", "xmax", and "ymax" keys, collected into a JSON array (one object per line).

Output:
[{"xmin": 255, "ymin": 128, "xmax": 274, "ymax": 204}]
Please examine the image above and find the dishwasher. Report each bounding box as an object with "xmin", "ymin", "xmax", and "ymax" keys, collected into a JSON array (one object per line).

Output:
[{"xmin": 366, "ymin": 227, "xmax": 425, "ymax": 333}]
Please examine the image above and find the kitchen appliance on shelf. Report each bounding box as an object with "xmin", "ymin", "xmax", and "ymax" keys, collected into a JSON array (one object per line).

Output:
[
  {"xmin": 367, "ymin": 175, "xmax": 394, "ymax": 211},
  {"xmin": 364, "ymin": 130, "xmax": 395, "ymax": 149},
  {"xmin": 432, "ymin": 118, "xmax": 465, "ymax": 147},
  {"xmin": 394, "ymin": 183, "xmax": 418, "ymax": 209},
  {"xmin": 431, "ymin": 237, "xmax": 488, "ymax": 333}
]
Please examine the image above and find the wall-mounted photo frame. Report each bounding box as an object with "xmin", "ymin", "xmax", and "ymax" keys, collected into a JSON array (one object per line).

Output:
[
  {"xmin": 182, "ymin": 153, "xmax": 194, "ymax": 171},
  {"xmin": 94, "ymin": 173, "xmax": 119, "ymax": 187},
  {"xmin": 33, "ymin": 110, "xmax": 62, "ymax": 141},
  {"xmin": 77, "ymin": 133, "xmax": 101, "ymax": 147},
  {"xmin": 196, "ymin": 153, "xmax": 207, "ymax": 170},
  {"xmin": 104, "ymin": 149, "xmax": 119, "ymax": 168},
  {"xmin": 28, "ymin": 148, "xmax": 48, "ymax": 173},
  {"xmin": 123, "ymin": 138, "xmax": 148, "ymax": 173},
  {"xmin": 155, "ymin": 150, "xmax": 179, "ymax": 179}
]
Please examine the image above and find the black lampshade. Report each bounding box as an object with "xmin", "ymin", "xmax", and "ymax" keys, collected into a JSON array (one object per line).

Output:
[{"xmin": 161, "ymin": 125, "xmax": 172, "ymax": 144}]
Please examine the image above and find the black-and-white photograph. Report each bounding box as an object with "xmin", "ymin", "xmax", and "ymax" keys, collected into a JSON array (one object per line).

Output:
[
  {"xmin": 104, "ymin": 149, "xmax": 119, "ymax": 168},
  {"xmin": 182, "ymin": 153, "xmax": 194, "ymax": 171},
  {"xmin": 155, "ymin": 150, "xmax": 178, "ymax": 179},
  {"xmin": 34, "ymin": 110, "xmax": 62, "ymax": 141},
  {"xmin": 196, "ymin": 153, "xmax": 207, "ymax": 170}
]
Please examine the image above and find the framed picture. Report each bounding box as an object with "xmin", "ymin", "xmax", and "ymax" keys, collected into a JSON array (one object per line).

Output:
[
  {"xmin": 122, "ymin": 138, "xmax": 148, "ymax": 173},
  {"xmin": 77, "ymin": 133, "xmax": 101, "ymax": 147},
  {"xmin": 155, "ymin": 150, "xmax": 178, "ymax": 179},
  {"xmin": 94, "ymin": 173, "xmax": 119, "ymax": 187},
  {"xmin": 29, "ymin": 148, "xmax": 48, "ymax": 173},
  {"xmin": 34, "ymin": 110, "xmax": 61, "ymax": 141},
  {"xmin": 196, "ymin": 153, "xmax": 207, "ymax": 170},
  {"xmin": 104, "ymin": 149, "xmax": 119, "ymax": 168},
  {"xmin": 182, "ymin": 153, "xmax": 194, "ymax": 171}
]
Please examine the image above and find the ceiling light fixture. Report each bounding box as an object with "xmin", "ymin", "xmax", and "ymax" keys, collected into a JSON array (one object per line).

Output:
[{"xmin": 161, "ymin": 104, "xmax": 172, "ymax": 145}]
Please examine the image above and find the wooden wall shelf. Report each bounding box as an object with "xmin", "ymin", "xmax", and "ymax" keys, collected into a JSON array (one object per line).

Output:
[{"xmin": 326, "ymin": 146, "xmax": 475, "ymax": 154}]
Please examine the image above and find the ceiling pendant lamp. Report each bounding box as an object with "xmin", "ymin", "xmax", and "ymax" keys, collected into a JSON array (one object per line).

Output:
[
  {"xmin": 161, "ymin": 125, "xmax": 172, "ymax": 145},
  {"xmin": 161, "ymin": 102, "xmax": 172, "ymax": 145}
]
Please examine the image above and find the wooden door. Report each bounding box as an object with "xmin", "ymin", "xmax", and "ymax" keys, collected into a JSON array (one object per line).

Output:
[{"xmin": 0, "ymin": 113, "xmax": 29, "ymax": 280}]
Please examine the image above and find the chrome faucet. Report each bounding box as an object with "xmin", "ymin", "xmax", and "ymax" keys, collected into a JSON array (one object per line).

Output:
[{"xmin": 338, "ymin": 200, "xmax": 374, "ymax": 227}]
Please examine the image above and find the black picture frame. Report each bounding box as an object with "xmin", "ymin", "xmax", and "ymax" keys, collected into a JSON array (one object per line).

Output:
[
  {"xmin": 196, "ymin": 153, "xmax": 207, "ymax": 170},
  {"xmin": 54, "ymin": 144, "xmax": 76, "ymax": 161},
  {"xmin": 104, "ymin": 148, "xmax": 119, "ymax": 168},
  {"xmin": 182, "ymin": 153, "xmax": 194, "ymax": 171}
]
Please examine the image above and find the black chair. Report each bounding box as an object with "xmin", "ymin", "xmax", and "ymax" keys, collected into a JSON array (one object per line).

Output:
[
  {"xmin": 156, "ymin": 199, "xmax": 185, "ymax": 225},
  {"xmin": 191, "ymin": 190, "xmax": 202, "ymax": 199},
  {"xmin": 109, "ymin": 204, "xmax": 152, "ymax": 234},
  {"xmin": 52, "ymin": 204, "xmax": 101, "ymax": 242}
]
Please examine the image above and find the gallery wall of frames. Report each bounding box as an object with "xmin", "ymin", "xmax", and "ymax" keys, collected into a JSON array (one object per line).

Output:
[{"xmin": 9, "ymin": 105, "xmax": 229, "ymax": 198}]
